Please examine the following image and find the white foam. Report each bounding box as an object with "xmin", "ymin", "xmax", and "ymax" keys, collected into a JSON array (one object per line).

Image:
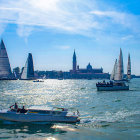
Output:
[{"xmin": 80, "ymin": 110, "xmax": 140, "ymax": 124}]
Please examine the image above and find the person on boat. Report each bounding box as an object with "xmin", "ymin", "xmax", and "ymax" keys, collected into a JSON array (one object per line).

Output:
[
  {"xmin": 103, "ymin": 80, "xmax": 106, "ymax": 84},
  {"xmin": 20, "ymin": 106, "xmax": 27, "ymax": 113},
  {"xmin": 10, "ymin": 103, "xmax": 18, "ymax": 110}
]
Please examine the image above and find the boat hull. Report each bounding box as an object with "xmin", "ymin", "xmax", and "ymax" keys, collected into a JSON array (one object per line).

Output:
[
  {"xmin": 97, "ymin": 86, "xmax": 129, "ymax": 91},
  {"xmin": 0, "ymin": 112, "xmax": 79, "ymax": 123}
]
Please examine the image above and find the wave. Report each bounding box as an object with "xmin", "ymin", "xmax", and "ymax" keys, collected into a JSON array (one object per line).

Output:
[{"xmin": 80, "ymin": 110, "xmax": 140, "ymax": 124}]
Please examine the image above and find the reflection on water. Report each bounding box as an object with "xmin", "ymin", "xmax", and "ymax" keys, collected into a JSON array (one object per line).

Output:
[
  {"xmin": 0, "ymin": 79, "xmax": 140, "ymax": 139},
  {"xmin": 0, "ymin": 122, "xmax": 67, "ymax": 139}
]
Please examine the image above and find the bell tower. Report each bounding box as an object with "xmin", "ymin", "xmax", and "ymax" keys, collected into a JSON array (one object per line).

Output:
[{"xmin": 73, "ymin": 50, "xmax": 77, "ymax": 72}]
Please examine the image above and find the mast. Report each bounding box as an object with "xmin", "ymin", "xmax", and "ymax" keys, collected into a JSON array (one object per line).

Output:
[
  {"xmin": 127, "ymin": 53, "xmax": 131, "ymax": 80},
  {"xmin": 115, "ymin": 48, "xmax": 124, "ymax": 81},
  {"xmin": 110, "ymin": 59, "xmax": 117, "ymax": 80}
]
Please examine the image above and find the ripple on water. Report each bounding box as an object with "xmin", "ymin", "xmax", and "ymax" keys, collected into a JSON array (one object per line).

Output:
[{"xmin": 0, "ymin": 79, "xmax": 140, "ymax": 139}]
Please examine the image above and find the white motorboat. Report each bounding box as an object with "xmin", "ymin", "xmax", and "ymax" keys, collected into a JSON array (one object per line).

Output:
[{"xmin": 0, "ymin": 107, "xmax": 80, "ymax": 123}]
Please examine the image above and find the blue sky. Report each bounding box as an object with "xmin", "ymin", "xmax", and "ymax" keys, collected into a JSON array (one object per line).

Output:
[{"xmin": 0, "ymin": 0, "xmax": 140, "ymax": 75}]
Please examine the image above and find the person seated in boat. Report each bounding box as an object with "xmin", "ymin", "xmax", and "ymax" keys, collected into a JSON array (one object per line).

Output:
[
  {"xmin": 109, "ymin": 81, "xmax": 113, "ymax": 85},
  {"xmin": 20, "ymin": 106, "xmax": 27, "ymax": 113},
  {"xmin": 103, "ymin": 80, "xmax": 106, "ymax": 84},
  {"xmin": 10, "ymin": 103, "xmax": 18, "ymax": 110},
  {"xmin": 106, "ymin": 82, "xmax": 109, "ymax": 86}
]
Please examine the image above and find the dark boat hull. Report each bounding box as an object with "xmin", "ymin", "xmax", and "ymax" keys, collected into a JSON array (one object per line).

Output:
[{"xmin": 97, "ymin": 85, "xmax": 129, "ymax": 91}]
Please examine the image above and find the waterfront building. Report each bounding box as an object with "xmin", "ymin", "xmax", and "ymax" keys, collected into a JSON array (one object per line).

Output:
[
  {"xmin": 13, "ymin": 67, "xmax": 21, "ymax": 79},
  {"xmin": 70, "ymin": 50, "xmax": 109, "ymax": 79},
  {"xmin": 0, "ymin": 39, "xmax": 15, "ymax": 80},
  {"xmin": 21, "ymin": 53, "xmax": 35, "ymax": 80}
]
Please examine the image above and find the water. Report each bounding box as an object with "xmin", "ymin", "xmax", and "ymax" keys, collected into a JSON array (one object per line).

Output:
[{"xmin": 0, "ymin": 79, "xmax": 140, "ymax": 140}]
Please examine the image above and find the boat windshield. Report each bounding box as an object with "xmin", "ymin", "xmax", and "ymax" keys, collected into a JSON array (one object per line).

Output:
[{"xmin": 53, "ymin": 107, "xmax": 68, "ymax": 111}]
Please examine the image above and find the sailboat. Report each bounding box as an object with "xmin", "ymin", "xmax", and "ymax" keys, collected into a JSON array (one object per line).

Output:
[
  {"xmin": 0, "ymin": 39, "xmax": 15, "ymax": 80},
  {"xmin": 21, "ymin": 53, "xmax": 35, "ymax": 80},
  {"xmin": 126, "ymin": 53, "xmax": 131, "ymax": 81},
  {"xmin": 110, "ymin": 59, "xmax": 117, "ymax": 80},
  {"xmin": 96, "ymin": 49, "xmax": 129, "ymax": 91},
  {"xmin": 115, "ymin": 48, "xmax": 124, "ymax": 81}
]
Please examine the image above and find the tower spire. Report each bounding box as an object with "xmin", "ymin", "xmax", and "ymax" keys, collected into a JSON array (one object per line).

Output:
[{"xmin": 73, "ymin": 49, "xmax": 77, "ymax": 72}]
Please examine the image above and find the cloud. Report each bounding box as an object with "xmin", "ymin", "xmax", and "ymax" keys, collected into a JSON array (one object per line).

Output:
[
  {"xmin": 56, "ymin": 45, "xmax": 71, "ymax": 50},
  {"xmin": 0, "ymin": 23, "xmax": 7, "ymax": 35},
  {"xmin": 60, "ymin": 46, "xmax": 70, "ymax": 50},
  {"xmin": 0, "ymin": 0, "xmax": 139, "ymax": 39},
  {"xmin": 17, "ymin": 25, "xmax": 34, "ymax": 37},
  {"xmin": 90, "ymin": 10, "xmax": 140, "ymax": 33},
  {"xmin": 121, "ymin": 35, "xmax": 134, "ymax": 41}
]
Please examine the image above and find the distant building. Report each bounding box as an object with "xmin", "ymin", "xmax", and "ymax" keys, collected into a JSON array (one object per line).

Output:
[
  {"xmin": 21, "ymin": 53, "xmax": 35, "ymax": 80},
  {"xmin": 70, "ymin": 50, "xmax": 109, "ymax": 79},
  {"xmin": 13, "ymin": 67, "xmax": 20, "ymax": 79},
  {"xmin": 0, "ymin": 39, "xmax": 15, "ymax": 80}
]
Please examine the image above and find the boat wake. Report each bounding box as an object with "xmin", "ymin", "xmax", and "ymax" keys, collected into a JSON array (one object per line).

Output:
[{"xmin": 80, "ymin": 110, "xmax": 140, "ymax": 125}]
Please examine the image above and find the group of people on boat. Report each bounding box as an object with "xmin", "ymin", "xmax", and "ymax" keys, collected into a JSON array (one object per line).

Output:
[
  {"xmin": 96, "ymin": 80, "xmax": 114, "ymax": 87},
  {"xmin": 10, "ymin": 103, "xmax": 27, "ymax": 113}
]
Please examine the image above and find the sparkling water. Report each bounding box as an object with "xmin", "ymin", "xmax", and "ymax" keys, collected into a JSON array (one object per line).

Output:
[{"xmin": 0, "ymin": 79, "xmax": 140, "ymax": 140}]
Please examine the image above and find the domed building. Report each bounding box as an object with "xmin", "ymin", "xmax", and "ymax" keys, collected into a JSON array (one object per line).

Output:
[{"xmin": 70, "ymin": 50, "xmax": 109, "ymax": 79}]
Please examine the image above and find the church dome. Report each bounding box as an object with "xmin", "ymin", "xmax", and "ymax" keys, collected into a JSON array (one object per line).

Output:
[{"xmin": 87, "ymin": 63, "xmax": 92, "ymax": 70}]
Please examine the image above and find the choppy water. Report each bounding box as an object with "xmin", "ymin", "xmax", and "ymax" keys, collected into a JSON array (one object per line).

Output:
[{"xmin": 0, "ymin": 79, "xmax": 140, "ymax": 140}]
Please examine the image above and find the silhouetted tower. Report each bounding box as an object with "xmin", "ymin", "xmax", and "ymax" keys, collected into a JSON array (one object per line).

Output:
[{"xmin": 73, "ymin": 50, "xmax": 77, "ymax": 72}]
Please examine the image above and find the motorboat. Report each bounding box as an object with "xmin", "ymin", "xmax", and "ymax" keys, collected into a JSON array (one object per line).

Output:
[
  {"xmin": 96, "ymin": 80, "xmax": 129, "ymax": 91},
  {"xmin": 0, "ymin": 107, "xmax": 80, "ymax": 123}
]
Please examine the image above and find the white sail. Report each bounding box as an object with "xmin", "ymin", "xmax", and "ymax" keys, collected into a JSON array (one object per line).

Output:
[
  {"xmin": 21, "ymin": 53, "xmax": 34, "ymax": 80},
  {"xmin": 110, "ymin": 59, "xmax": 117, "ymax": 80},
  {"xmin": 21, "ymin": 59, "xmax": 28, "ymax": 79},
  {"xmin": 127, "ymin": 53, "xmax": 131, "ymax": 80},
  {"xmin": 115, "ymin": 48, "xmax": 124, "ymax": 81}
]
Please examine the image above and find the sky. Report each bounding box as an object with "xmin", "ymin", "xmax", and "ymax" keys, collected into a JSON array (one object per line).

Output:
[{"xmin": 0, "ymin": 0, "xmax": 140, "ymax": 75}]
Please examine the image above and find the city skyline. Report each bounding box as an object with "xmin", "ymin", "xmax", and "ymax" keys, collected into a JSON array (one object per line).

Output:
[{"xmin": 0, "ymin": 0, "xmax": 140, "ymax": 74}]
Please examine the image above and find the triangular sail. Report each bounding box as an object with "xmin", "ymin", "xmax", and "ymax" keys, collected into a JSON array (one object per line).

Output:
[
  {"xmin": 21, "ymin": 59, "xmax": 28, "ymax": 79},
  {"xmin": 127, "ymin": 53, "xmax": 131, "ymax": 80},
  {"xmin": 21, "ymin": 53, "xmax": 34, "ymax": 80},
  {"xmin": 110, "ymin": 59, "xmax": 117, "ymax": 80},
  {"xmin": 115, "ymin": 48, "xmax": 124, "ymax": 81},
  {"xmin": 0, "ymin": 39, "xmax": 13, "ymax": 79}
]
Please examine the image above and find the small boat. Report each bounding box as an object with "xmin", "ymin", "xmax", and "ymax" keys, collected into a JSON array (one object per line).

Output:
[
  {"xmin": 0, "ymin": 106, "xmax": 80, "ymax": 123},
  {"xmin": 96, "ymin": 49, "xmax": 129, "ymax": 91},
  {"xmin": 96, "ymin": 80, "xmax": 129, "ymax": 91},
  {"xmin": 33, "ymin": 80, "xmax": 44, "ymax": 82}
]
